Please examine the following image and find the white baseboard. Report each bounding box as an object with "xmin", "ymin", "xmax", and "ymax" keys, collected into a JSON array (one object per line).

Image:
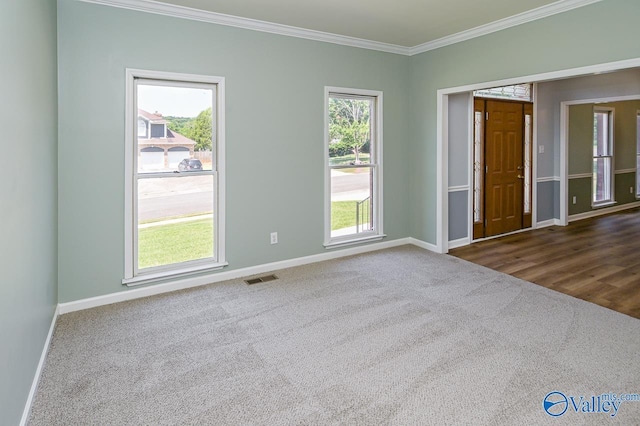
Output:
[
  {"xmin": 448, "ymin": 237, "xmax": 470, "ymax": 249},
  {"xmin": 20, "ymin": 305, "xmax": 59, "ymax": 426},
  {"xmin": 569, "ymin": 201, "xmax": 640, "ymax": 223},
  {"xmin": 407, "ymin": 237, "xmax": 439, "ymax": 253},
  {"xmin": 536, "ymin": 218, "xmax": 562, "ymax": 228},
  {"xmin": 59, "ymin": 237, "xmax": 420, "ymax": 314}
]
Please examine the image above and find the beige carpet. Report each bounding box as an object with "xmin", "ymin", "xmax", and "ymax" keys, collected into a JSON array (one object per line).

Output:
[{"xmin": 29, "ymin": 245, "xmax": 640, "ymax": 425}]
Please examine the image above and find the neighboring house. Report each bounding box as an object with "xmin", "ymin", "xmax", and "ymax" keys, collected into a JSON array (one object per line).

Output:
[{"xmin": 137, "ymin": 109, "xmax": 195, "ymax": 170}]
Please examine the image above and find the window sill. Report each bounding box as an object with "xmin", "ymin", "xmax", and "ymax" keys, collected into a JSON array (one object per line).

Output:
[
  {"xmin": 324, "ymin": 234, "xmax": 386, "ymax": 250},
  {"xmin": 122, "ymin": 261, "xmax": 228, "ymax": 287},
  {"xmin": 592, "ymin": 201, "xmax": 616, "ymax": 209}
]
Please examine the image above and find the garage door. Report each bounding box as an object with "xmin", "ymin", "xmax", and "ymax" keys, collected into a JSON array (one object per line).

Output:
[
  {"xmin": 168, "ymin": 147, "xmax": 190, "ymax": 169},
  {"xmin": 139, "ymin": 147, "xmax": 164, "ymax": 170}
]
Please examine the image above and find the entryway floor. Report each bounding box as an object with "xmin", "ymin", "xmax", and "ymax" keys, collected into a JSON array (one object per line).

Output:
[{"xmin": 450, "ymin": 208, "xmax": 640, "ymax": 319}]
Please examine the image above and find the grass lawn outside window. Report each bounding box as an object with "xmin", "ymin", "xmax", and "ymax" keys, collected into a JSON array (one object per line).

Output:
[
  {"xmin": 138, "ymin": 218, "xmax": 213, "ymax": 269},
  {"xmin": 331, "ymin": 201, "xmax": 358, "ymax": 231}
]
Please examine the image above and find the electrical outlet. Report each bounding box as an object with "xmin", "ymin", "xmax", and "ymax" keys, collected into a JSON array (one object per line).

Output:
[
  {"xmin": 631, "ymin": 186, "xmax": 634, "ymax": 194},
  {"xmin": 270, "ymin": 232, "xmax": 278, "ymax": 245},
  {"xmin": 572, "ymin": 196, "xmax": 576, "ymax": 205},
  {"xmin": 538, "ymin": 145, "xmax": 544, "ymax": 154}
]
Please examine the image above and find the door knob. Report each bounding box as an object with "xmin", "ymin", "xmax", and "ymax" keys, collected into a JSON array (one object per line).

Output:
[
  {"xmin": 517, "ymin": 175, "xmax": 525, "ymax": 179},
  {"xmin": 517, "ymin": 166, "xmax": 523, "ymax": 170}
]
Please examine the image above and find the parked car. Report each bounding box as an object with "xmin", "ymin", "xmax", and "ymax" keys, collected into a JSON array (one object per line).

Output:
[{"xmin": 178, "ymin": 158, "xmax": 202, "ymax": 172}]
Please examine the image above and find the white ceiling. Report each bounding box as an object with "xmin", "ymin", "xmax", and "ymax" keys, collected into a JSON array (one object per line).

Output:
[{"xmin": 149, "ymin": 0, "xmax": 570, "ymax": 47}]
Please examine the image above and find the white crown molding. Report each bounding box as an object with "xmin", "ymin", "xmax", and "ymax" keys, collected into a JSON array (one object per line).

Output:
[
  {"xmin": 78, "ymin": 0, "xmax": 411, "ymax": 55},
  {"xmin": 78, "ymin": 0, "xmax": 601, "ymax": 56},
  {"xmin": 409, "ymin": 0, "xmax": 603, "ymax": 55}
]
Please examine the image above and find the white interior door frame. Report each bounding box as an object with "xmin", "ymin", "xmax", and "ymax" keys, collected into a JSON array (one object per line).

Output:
[
  {"xmin": 560, "ymin": 94, "xmax": 640, "ymax": 224},
  {"xmin": 436, "ymin": 58, "xmax": 640, "ymax": 254}
]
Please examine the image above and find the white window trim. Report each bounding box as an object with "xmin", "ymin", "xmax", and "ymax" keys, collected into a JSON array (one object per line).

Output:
[
  {"xmin": 592, "ymin": 107, "xmax": 615, "ymax": 208},
  {"xmin": 123, "ymin": 69, "xmax": 226, "ymax": 286},
  {"xmin": 323, "ymin": 86, "xmax": 385, "ymax": 248}
]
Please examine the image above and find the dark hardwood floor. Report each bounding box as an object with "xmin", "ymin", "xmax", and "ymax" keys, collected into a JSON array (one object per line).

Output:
[{"xmin": 450, "ymin": 208, "xmax": 640, "ymax": 319}]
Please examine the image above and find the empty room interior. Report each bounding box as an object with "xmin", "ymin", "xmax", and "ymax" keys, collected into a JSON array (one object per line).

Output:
[{"xmin": 3, "ymin": 0, "xmax": 640, "ymax": 424}]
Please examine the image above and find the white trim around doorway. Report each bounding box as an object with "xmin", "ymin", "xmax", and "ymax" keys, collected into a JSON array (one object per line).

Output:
[{"xmin": 437, "ymin": 57, "xmax": 640, "ymax": 253}]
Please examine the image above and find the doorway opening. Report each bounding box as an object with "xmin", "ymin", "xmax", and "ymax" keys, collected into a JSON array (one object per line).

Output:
[{"xmin": 437, "ymin": 59, "xmax": 640, "ymax": 254}]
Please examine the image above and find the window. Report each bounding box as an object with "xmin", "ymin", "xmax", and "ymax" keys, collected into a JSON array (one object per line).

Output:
[
  {"xmin": 593, "ymin": 108, "xmax": 614, "ymax": 206},
  {"xmin": 473, "ymin": 84, "xmax": 532, "ymax": 102},
  {"xmin": 473, "ymin": 108, "xmax": 483, "ymax": 223},
  {"xmin": 150, "ymin": 123, "xmax": 166, "ymax": 138},
  {"xmin": 324, "ymin": 87, "xmax": 383, "ymax": 247},
  {"xmin": 124, "ymin": 69, "xmax": 226, "ymax": 286},
  {"xmin": 636, "ymin": 111, "xmax": 640, "ymax": 198},
  {"xmin": 524, "ymin": 110, "xmax": 532, "ymax": 214},
  {"xmin": 137, "ymin": 118, "xmax": 148, "ymax": 138}
]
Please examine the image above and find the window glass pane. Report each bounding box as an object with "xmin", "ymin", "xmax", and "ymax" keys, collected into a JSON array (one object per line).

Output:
[
  {"xmin": 330, "ymin": 167, "xmax": 373, "ymax": 238},
  {"xmin": 593, "ymin": 157, "xmax": 611, "ymax": 203},
  {"xmin": 328, "ymin": 97, "xmax": 373, "ymax": 166},
  {"xmin": 593, "ymin": 111, "xmax": 611, "ymax": 157},
  {"xmin": 138, "ymin": 175, "xmax": 214, "ymax": 269},
  {"xmin": 473, "ymin": 111, "xmax": 482, "ymax": 223},
  {"xmin": 473, "ymin": 84, "xmax": 532, "ymax": 101},
  {"xmin": 524, "ymin": 114, "xmax": 531, "ymax": 214},
  {"xmin": 136, "ymin": 84, "xmax": 214, "ymax": 174}
]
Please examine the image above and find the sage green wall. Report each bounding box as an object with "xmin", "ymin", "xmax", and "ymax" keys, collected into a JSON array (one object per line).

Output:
[
  {"xmin": 569, "ymin": 101, "xmax": 640, "ymax": 174},
  {"xmin": 610, "ymin": 101, "xmax": 640, "ymax": 171},
  {"xmin": 57, "ymin": 0, "xmax": 411, "ymax": 302},
  {"xmin": 569, "ymin": 103, "xmax": 594, "ymax": 175},
  {"xmin": 0, "ymin": 0, "xmax": 58, "ymax": 423},
  {"xmin": 409, "ymin": 0, "xmax": 640, "ymax": 244},
  {"xmin": 534, "ymin": 68, "xmax": 640, "ymax": 221},
  {"xmin": 569, "ymin": 175, "xmax": 637, "ymax": 215},
  {"xmin": 568, "ymin": 178, "xmax": 593, "ymax": 215},
  {"xmin": 568, "ymin": 100, "xmax": 640, "ymax": 215}
]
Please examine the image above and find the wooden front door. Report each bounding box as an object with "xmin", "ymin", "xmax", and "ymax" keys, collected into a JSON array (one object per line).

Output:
[{"xmin": 484, "ymin": 100, "xmax": 524, "ymax": 237}]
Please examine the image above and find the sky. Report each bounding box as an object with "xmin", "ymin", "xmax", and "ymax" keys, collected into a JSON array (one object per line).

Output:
[{"xmin": 137, "ymin": 84, "xmax": 213, "ymax": 117}]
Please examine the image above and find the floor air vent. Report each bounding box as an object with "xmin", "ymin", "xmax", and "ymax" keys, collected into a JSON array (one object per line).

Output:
[{"xmin": 244, "ymin": 274, "xmax": 278, "ymax": 285}]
